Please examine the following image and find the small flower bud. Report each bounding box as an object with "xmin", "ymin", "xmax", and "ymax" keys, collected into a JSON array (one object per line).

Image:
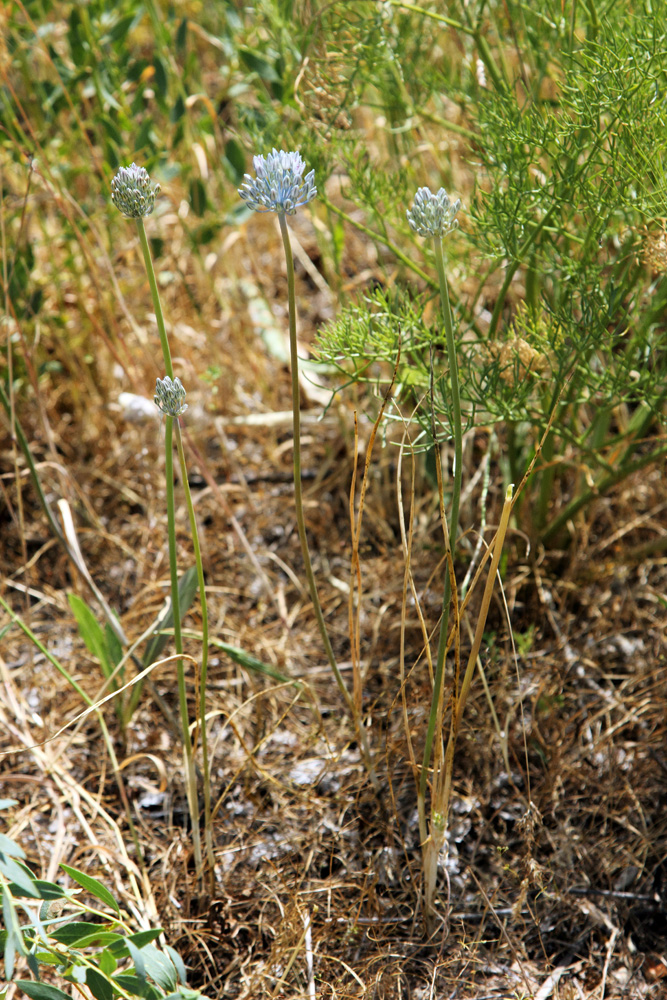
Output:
[
  {"xmin": 154, "ymin": 375, "xmax": 188, "ymax": 417},
  {"xmin": 238, "ymin": 148, "xmax": 317, "ymax": 215},
  {"xmin": 407, "ymin": 186, "xmax": 460, "ymax": 239},
  {"xmin": 111, "ymin": 163, "xmax": 161, "ymax": 218}
]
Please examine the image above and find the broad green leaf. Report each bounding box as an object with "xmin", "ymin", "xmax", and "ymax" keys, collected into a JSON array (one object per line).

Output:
[
  {"xmin": 99, "ymin": 948, "xmax": 117, "ymax": 976},
  {"xmin": 223, "ymin": 139, "xmax": 245, "ymax": 185},
  {"xmin": 15, "ymin": 984, "xmax": 71, "ymax": 1000},
  {"xmin": 140, "ymin": 944, "xmax": 177, "ymax": 991},
  {"xmin": 189, "ymin": 178, "xmax": 208, "ymax": 218},
  {"xmin": 127, "ymin": 929, "xmax": 164, "ymax": 949},
  {"xmin": 3, "ymin": 937, "xmax": 15, "ymax": 983},
  {"xmin": 153, "ymin": 57, "xmax": 168, "ymax": 99},
  {"xmin": 2, "ymin": 885, "xmax": 27, "ymax": 979},
  {"xmin": 164, "ymin": 945, "xmax": 187, "ymax": 986},
  {"xmin": 33, "ymin": 878, "xmax": 67, "ymax": 900},
  {"xmin": 59, "ymin": 864, "xmax": 119, "ymax": 914},
  {"xmin": 238, "ymin": 47, "xmax": 280, "ymax": 83},
  {"xmin": 108, "ymin": 12, "xmax": 142, "ymax": 44},
  {"xmin": 0, "ymin": 833, "xmax": 25, "ymax": 858},
  {"xmin": 108, "ymin": 928, "xmax": 162, "ymax": 956},
  {"xmin": 113, "ymin": 973, "xmax": 161, "ymax": 999},
  {"xmin": 0, "ymin": 854, "xmax": 39, "ymax": 898},
  {"xmin": 125, "ymin": 938, "xmax": 146, "ymax": 981},
  {"xmin": 50, "ymin": 922, "xmax": 122, "ymax": 948},
  {"xmin": 86, "ymin": 967, "xmax": 114, "ymax": 1000},
  {"xmin": 175, "ymin": 18, "xmax": 188, "ymax": 52},
  {"xmin": 0, "ymin": 799, "xmax": 18, "ymax": 810}
]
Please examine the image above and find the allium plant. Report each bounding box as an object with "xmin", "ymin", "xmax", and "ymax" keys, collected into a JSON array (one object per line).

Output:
[
  {"xmin": 239, "ymin": 150, "xmax": 377, "ymax": 785},
  {"xmin": 111, "ymin": 165, "xmax": 213, "ymax": 879},
  {"xmin": 404, "ymin": 186, "xmax": 516, "ymax": 927}
]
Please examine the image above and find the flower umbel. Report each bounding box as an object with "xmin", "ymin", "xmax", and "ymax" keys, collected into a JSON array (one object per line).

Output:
[
  {"xmin": 111, "ymin": 164, "xmax": 161, "ymax": 218},
  {"xmin": 154, "ymin": 376, "xmax": 188, "ymax": 417},
  {"xmin": 407, "ymin": 186, "xmax": 460, "ymax": 238},
  {"xmin": 238, "ymin": 149, "xmax": 316, "ymax": 215}
]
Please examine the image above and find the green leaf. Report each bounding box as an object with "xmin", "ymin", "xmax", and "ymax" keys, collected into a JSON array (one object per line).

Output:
[
  {"xmin": 127, "ymin": 929, "xmax": 164, "ymax": 949},
  {"xmin": 175, "ymin": 18, "xmax": 188, "ymax": 52},
  {"xmin": 32, "ymin": 879, "xmax": 66, "ymax": 900},
  {"xmin": 0, "ymin": 799, "xmax": 18, "ymax": 810},
  {"xmin": 108, "ymin": 928, "xmax": 163, "ymax": 957},
  {"xmin": 0, "ymin": 854, "xmax": 39, "ymax": 898},
  {"xmin": 125, "ymin": 938, "xmax": 146, "ymax": 981},
  {"xmin": 99, "ymin": 949, "xmax": 117, "ymax": 976},
  {"xmin": 140, "ymin": 945, "xmax": 177, "ymax": 991},
  {"xmin": 50, "ymin": 922, "xmax": 122, "ymax": 948},
  {"xmin": 238, "ymin": 47, "xmax": 281, "ymax": 83},
  {"xmin": 164, "ymin": 945, "xmax": 187, "ymax": 986},
  {"xmin": 208, "ymin": 637, "xmax": 300, "ymax": 688},
  {"xmin": 15, "ymin": 984, "xmax": 71, "ymax": 1000},
  {"xmin": 188, "ymin": 178, "xmax": 208, "ymax": 217},
  {"xmin": 113, "ymin": 974, "xmax": 161, "ymax": 999},
  {"xmin": 108, "ymin": 12, "xmax": 142, "ymax": 44},
  {"xmin": 0, "ymin": 833, "xmax": 25, "ymax": 858},
  {"xmin": 104, "ymin": 622, "xmax": 124, "ymax": 673},
  {"xmin": 68, "ymin": 594, "xmax": 113, "ymax": 681},
  {"xmin": 59, "ymin": 864, "xmax": 119, "ymax": 914},
  {"xmin": 223, "ymin": 139, "xmax": 245, "ymax": 185},
  {"xmin": 99, "ymin": 113, "xmax": 123, "ymax": 148},
  {"xmin": 86, "ymin": 967, "xmax": 114, "ymax": 1000},
  {"xmin": 2, "ymin": 885, "xmax": 27, "ymax": 979},
  {"xmin": 142, "ymin": 567, "xmax": 198, "ymax": 668},
  {"xmin": 153, "ymin": 56, "xmax": 168, "ymax": 98},
  {"xmin": 170, "ymin": 94, "xmax": 185, "ymax": 123}
]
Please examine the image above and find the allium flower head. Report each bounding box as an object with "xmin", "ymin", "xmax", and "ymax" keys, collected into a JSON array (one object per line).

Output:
[
  {"xmin": 238, "ymin": 148, "xmax": 316, "ymax": 215},
  {"xmin": 154, "ymin": 375, "xmax": 188, "ymax": 417},
  {"xmin": 407, "ymin": 186, "xmax": 460, "ymax": 239},
  {"xmin": 111, "ymin": 163, "xmax": 161, "ymax": 218}
]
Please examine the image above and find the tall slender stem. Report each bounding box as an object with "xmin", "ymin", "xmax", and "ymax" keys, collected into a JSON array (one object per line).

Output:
[
  {"xmin": 164, "ymin": 416, "xmax": 202, "ymax": 872},
  {"xmin": 136, "ymin": 215, "xmax": 203, "ymax": 873},
  {"xmin": 419, "ymin": 236, "xmax": 463, "ymax": 808},
  {"xmin": 278, "ymin": 213, "xmax": 378, "ymax": 784},
  {"xmin": 136, "ymin": 218, "xmax": 173, "ymax": 379},
  {"xmin": 278, "ymin": 213, "xmax": 352, "ymax": 711},
  {"xmin": 175, "ymin": 420, "xmax": 213, "ymax": 876}
]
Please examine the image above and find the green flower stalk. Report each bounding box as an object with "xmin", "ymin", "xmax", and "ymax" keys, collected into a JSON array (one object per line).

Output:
[
  {"xmin": 112, "ymin": 165, "xmax": 213, "ymax": 878},
  {"xmin": 408, "ymin": 185, "xmax": 463, "ymax": 915},
  {"xmin": 239, "ymin": 150, "xmax": 377, "ymax": 785}
]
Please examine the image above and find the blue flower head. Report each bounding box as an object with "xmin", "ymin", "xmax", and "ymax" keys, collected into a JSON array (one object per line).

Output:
[
  {"xmin": 238, "ymin": 149, "xmax": 317, "ymax": 216},
  {"xmin": 407, "ymin": 186, "xmax": 460, "ymax": 238},
  {"xmin": 111, "ymin": 163, "xmax": 160, "ymax": 218}
]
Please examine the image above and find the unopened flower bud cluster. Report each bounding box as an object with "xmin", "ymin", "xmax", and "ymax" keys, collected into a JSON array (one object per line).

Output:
[
  {"xmin": 111, "ymin": 163, "xmax": 161, "ymax": 218},
  {"xmin": 407, "ymin": 186, "xmax": 460, "ymax": 238},
  {"xmin": 154, "ymin": 375, "xmax": 188, "ymax": 417}
]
